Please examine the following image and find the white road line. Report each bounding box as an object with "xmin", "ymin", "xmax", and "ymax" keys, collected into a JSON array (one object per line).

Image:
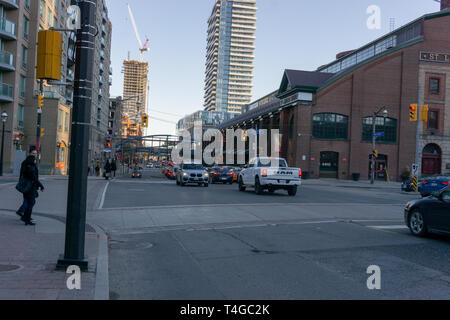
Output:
[
  {"xmin": 369, "ymin": 225, "xmax": 408, "ymax": 230},
  {"xmin": 99, "ymin": 181, "xmax": 110, "ymax": 210}
]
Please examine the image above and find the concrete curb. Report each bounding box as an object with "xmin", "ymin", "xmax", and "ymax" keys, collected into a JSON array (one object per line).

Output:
[{"xmin": 90, "ymin": 223, "xmax": 110, "ymax": 300}]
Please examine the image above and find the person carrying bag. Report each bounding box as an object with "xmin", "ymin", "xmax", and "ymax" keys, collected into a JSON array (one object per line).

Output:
[{"xmin": 16, "ymin": 156, "xmax": 44, "ymax": 226}]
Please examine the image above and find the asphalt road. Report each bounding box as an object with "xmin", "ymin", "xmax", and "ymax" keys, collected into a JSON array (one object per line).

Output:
[
  {"xmin": 106, "ymin": 169, "xmax": 450, "ymax": 300},
  {"xmin": 103, "ymin": 169, "xmax": 415, "ymax": 208}
]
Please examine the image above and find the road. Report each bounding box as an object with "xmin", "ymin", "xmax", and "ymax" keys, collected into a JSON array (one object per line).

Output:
[{"xmin": 102, "ymin": 169, "xmax": 450, "ymax": 300}]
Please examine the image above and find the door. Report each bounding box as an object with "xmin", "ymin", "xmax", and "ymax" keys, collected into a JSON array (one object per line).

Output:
[
  {"xmin": 320, "ymin": 152, "xmax": 339, "ymax": 179},
  {"xmin": 422, "ymin": 144, "xmax": 441, "ymax": 175},
  {"xmin": 368, "ymin": 154, "xmax": 388, "ymax": 181}
]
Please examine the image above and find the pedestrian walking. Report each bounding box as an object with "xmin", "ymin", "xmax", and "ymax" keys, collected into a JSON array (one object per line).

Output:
[
  {"xmin": 111, "ymin": 160, "xmax": 117, "ymax": 178},
  {"xmin": 104, "ymin": 159, "xmax": 112, "ymax": 180},
  {"xmin": 95, "ymin": 163, "xmax": 100, "ymax": 177},
  {"xmin": 16, "ymin": 148, "xmax": 38, "ymax": 218},
  {"xmin": 16, "ymin": 154, "xmax": 44, "ymax": 226}
]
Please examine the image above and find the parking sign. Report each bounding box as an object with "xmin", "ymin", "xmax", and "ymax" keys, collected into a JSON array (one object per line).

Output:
[{"xmin": 412, "ymin": 164, "xmax": 419, "ymax": 176}]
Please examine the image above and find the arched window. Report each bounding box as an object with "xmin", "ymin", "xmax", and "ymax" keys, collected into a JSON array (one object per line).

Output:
[
  {"xmin": 312, "ymin": 113, "xmax": 348, "ymax": 140},
  {"xmin": 362, "ymin": 117, "xmax": 397, "ymax": 143}
]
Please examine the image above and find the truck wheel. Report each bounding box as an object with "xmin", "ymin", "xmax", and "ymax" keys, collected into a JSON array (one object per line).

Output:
[
  {"xmin": 238, "ymin": 177, "xmax": 246, "ymax": 192},
  {"xmin": 288, "ymin": 186, "xmax": 297, "ymax": 196},
  {"xmin": 255, "ymin": 177, "xmax": 263, "ymax": 195}
]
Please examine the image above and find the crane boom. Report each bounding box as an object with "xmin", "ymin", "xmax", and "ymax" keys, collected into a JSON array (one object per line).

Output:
[{"xmin": 128, "ymin": 3, "xmax": 143, "ymax": 49}]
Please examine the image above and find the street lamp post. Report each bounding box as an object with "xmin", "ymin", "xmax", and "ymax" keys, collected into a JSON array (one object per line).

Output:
[
  {"xmin": 371, "ymin": 107, "xmax": 388, "ymax": 185},
  {"xmin": 0, "ymin": 112, "xmax": 8, "ymax": 176},
  {"xmin": 56, "ymin": 0, "xmax": 97, "ymax": 271}
]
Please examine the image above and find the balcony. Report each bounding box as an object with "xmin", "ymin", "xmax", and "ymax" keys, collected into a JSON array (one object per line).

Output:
[
  {"xmin": 0, "ymin": 50, "xmax": 14, "ymax": 71},
  {"xmin": 0, "ymin": 18, "xmax": 16, "ymax": 40},
  {"xmin": 0, "ymin": 82, "xmax": 13, "ymax": 102},
  {"xmin": 0, "ymin": 0, "xmax": 19, "ymax": 9}
]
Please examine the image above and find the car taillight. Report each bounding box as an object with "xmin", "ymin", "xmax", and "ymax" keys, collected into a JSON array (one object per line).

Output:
[
  {"xmin": 421, "ymin": 181, "xmax": 429, "ymax": 184},
  {"xmin": 299, "ymin": 170, "xmax": 302, "ymax": 178},
  {"xmin": 442, "ymin": 182, "xmax": 450, "ymax": 185},
  {"xmin": 228, "ymin": 172, "xmax": 233, "ymax": 176},
  {"xmin": 262, "ymin": 169, "xmax": 268, "ymax": 177}
]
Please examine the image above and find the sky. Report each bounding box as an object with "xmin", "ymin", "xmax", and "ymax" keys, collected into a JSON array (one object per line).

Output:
[{"xmin": 105, "ymin": 0, "xmax": 441, "ymax": 136}]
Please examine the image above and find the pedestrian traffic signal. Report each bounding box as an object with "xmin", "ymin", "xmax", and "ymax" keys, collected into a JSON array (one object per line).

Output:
[
  {"xmin": 38, "ymin": 94, "xmax": 44, "ymax": 109},
  {"xmin": 142, "ymin": 114, "xmax": 149, "ymax": 128},
  {"xmin": 409, "ymin": 104, "xmax": 418, "ymax": 122},
  {"xmin": 421, "ymin": 104, "xmax": 429, "ymax": 122}
]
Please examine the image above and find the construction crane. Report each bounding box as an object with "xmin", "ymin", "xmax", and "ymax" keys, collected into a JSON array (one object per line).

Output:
[{"xmin": 127, "ymin": 3, "xmax": 149, "ymax": 61}]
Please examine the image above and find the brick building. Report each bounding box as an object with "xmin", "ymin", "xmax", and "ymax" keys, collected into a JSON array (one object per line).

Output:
[{"xmin": 219, "ymin": 8, "xmax": 450, "ymax": 181}]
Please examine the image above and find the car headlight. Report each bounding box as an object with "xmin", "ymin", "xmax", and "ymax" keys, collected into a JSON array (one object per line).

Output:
[
  {"xmin": 204, "ymin": 173, "xmax": 209, "ymax": 177},
  {"xmin": 183, "ymin": 172, "xmax": 188, "ymax": 176}
]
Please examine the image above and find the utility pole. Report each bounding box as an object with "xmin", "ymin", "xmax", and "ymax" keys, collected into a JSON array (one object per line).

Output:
[{"xmin": 57, "ymin": 0, "xmax": 97, "ymax": 271}]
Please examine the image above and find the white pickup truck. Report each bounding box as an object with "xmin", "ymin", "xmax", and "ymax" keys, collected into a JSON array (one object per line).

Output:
[{"xmin": 238, "ymin": 157, "xmax": 302, "ymax": 196}]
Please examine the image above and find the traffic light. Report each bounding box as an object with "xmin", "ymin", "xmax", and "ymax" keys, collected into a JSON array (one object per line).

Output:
[
  {"xmin": 40, "ymin": 128, "xmax": 45, "ymax": 137},
  {"xmin": 36, "ymin": 30, "xmax": 63, "ymax": 80},
  {"xmin": 38, "ymin": 94, "xmax": 44, "ymax": 109},
  {"xmin": 409, "ymin": 104, "xmax": 418, "ymax": 122},
  {"xmin": 142, "ymin": 114, "xmax": 149, "ymax": 128},
  {"xmin": 105, "ymin": 137, "xmax": 112, "ymax": 149},
  {"xmin": 421, "ymin": 105, "xmax": 429, "ymax": 122},
  {"xmin": 373, "ymin": 149, "xmax": 378, "ymax": 159}
]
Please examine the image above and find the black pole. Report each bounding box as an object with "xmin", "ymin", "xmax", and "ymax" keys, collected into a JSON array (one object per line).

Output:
[
  {"xmin": 57, "ymin": 0, "xmax": 97, "ymax": 271},
  {"xmin": 0, "ymin": 120, "xmax": 5, "ymax": 177}
]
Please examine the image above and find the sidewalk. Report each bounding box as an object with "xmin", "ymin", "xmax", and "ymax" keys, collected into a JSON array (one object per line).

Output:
[
  {"xmin": 302, "ymin": 178, "xmax": 404, "ymax": 190},
  {"xmin": 0, "ymin": 211, "xmax": 109, "ymax": 300}
]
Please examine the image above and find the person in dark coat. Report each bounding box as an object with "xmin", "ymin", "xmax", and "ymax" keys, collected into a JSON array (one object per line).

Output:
[
  {"xmin": 16, "ymin": 149, "xmax": 38, "ymax": 218},
  {"xmin": 104, "ymin": 160, "xmax": 112, "ymax": 179},
  {"xmin": 111, "ymin": 160, "xmax": 117, "ymax": 178},
  {"xmin": 20, "ymin": 155, "xmax": 44, "ymax": 226}
]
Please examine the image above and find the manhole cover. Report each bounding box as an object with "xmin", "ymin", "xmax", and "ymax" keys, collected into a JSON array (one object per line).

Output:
[{"xmin": 0, "ymin": 264, "xmax": 22, "ymax": 272}]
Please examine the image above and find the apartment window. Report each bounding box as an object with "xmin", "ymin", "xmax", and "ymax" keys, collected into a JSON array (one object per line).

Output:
[
  {"xmin": 58, "ymin": 110, "xmax": 63, "ymax": 131},
  {"xmin": 428, "ymin": 110, "xmax": 439, "ymax": 130},
  {"xmin": 64, "ymin": 112, "xmax": 69, "ymax": 132},
  {"xmin": 17, "ymin": 105, "xmax": 24, "ymax": 128},
  {"xmin": 312, "ymin": 113, "xmax": 349, "ymax": 140},
  {"xmin": 19, "ymin": 75, "xmax": 26, "ymax": 98},
  {"xmin": 40, "ymin": 0, "xmax": 45, "ymax": 19},
  {"xmin": 25, "ymin": 0, "xmax": 31, "ymax": 10},
  {"xmin": 429, "ymin": 78, "xmax": 440, "ymax": 95},
  {"xmin": 362, "ymin": 117, "xmax": 397, "ymax": 143},
  {"xmin": 23, "ymin": 16, "xmax": 29, "ymax": 40},
  {"xmin": 22, "ymin": 46, "xmax": 28, "ymax": 69},
  {"xmin": 47, "ymin": 8, "xmax": 52, "ymax": 26}
]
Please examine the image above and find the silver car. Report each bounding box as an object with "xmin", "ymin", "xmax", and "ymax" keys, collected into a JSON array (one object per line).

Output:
[{"xmin": 176, "ymin": 163, "xmax": 209, "ymax": 187}]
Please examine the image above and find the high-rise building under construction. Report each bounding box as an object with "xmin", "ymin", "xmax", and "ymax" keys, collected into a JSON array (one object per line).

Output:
[
  {"xmin": 122, "ymin": 60, "xmax": 149, "ymax": 138},
  {"xmin": 204, "ymin": 0, "xmax": 257, "ymax": 114}
]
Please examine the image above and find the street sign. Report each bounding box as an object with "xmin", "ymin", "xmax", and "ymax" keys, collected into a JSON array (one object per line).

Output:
[
  {"xmin": 372, "ymin": 132, "xmax": 384, "ymax": 137},
  {"xmin": 412, "ymin": 164, "xmax": 419, "ymax": 176}
]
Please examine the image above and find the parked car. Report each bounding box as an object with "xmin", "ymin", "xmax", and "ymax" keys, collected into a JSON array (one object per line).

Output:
[
  {"xmin": 176, "ymin": 162, "xmax": 209, "ymax": 187},
  {"xmin": 238, "ymin": 157, "xmax": 302, "ymax": 196},
  {"xmin": 404, "ymin": 186, "xmax": 450, "ymax": 236},
  {"xmin": 209, "ymin": 167, "xmax": 234, "ymax": 184},
  {"xmin": 418, "ymin": 176, "xmax": 450, "ymax": 197}
]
